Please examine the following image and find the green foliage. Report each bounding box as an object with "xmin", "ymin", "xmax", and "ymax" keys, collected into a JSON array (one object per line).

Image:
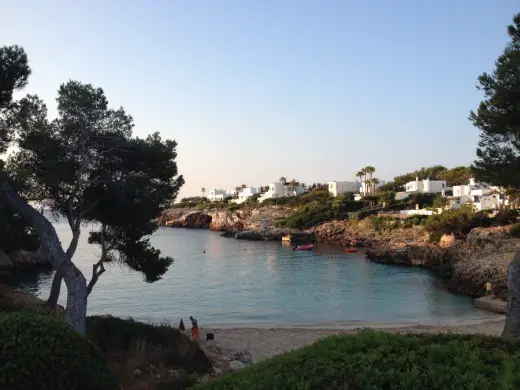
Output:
[
  {"xmin": 7, "ymin": 81, "xmax": 184, "ymax": 286},
  {"xmin": 436, "ymin": 166, "xmax": 473, "ymax": 186},
  {"xmin": 471, "ymin": 13, "xmax": 520, "ymax": 188},
  {"xmin": 0, "ymin": 203, "xmax": 39, "ymax": 254},
  {"xmin": 158, "ymin": 375, "xmax": 198, "ymax": 390},
  {"xmin": 407, "ymin": 192, "xmax": 438, "ymax": 209},
  {"xmin": 370, "ymin": 215, "xmax": 427, "ymax": 232},
  {"xmin": 377, "ymin": 182, "xmax": 404, "ymax": 192},
  {"xmin": 278, "ymin": 194, "xmax": 363, "ymax": 229},
  {"xmin": 0, "ymin": 45, "xmax": 31, "ymax": 110},
  {"xmin": 393, "ymin": 165, "xmax": 447, "ymax": 186},
  {"xmin": 0, "ymin": 311, "xmax": 117, "ymax": 390},
  {"xmin": 392, "ymin": 166, "xmax": 472, "ymax": 187},
  {"xmin": 425, "ymin": 205, "xmax": 492, "ymax": 240},
  {"xmin": 86, "ymin": 316, "xmax": 211, "ymax": 373},
  {"xmin": 200, "ymin": 330, "xmax": 520, "ymax": 390},
  {"xmin": 511, "ymin": 223, "xmax": 520, "ymax": 238}
]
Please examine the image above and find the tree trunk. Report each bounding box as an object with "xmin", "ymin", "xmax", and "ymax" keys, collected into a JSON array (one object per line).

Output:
[
  {"xmin": 47, "ymin": 271, "xmax": 63, "ymax": 307},
  {"xmin": 46, "ymin": 229, "xmax": 81, "ymax": 307},
  {"xmin": 502, "ymin": 249, "xmax": 520, "ymax": 340},
  {"xmin": 0, "ymin": 182, "xmax": 88, "ymax": 334}
]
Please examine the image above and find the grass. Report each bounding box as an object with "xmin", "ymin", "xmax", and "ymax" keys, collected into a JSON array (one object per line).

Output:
[{"xmin": 198, "ymin": 330, "xmax": 520, "ymax": 390}]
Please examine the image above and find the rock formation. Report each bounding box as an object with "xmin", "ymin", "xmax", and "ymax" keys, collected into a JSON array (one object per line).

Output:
[{"xmin": 167, "ymin": 212, "xmax": 212, "ymax": 229}]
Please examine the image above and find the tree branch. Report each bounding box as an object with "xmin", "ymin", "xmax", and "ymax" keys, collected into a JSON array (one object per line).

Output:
[{"xmin": 86, "ymin": 223, "xmax": 107, "ymax": 296}]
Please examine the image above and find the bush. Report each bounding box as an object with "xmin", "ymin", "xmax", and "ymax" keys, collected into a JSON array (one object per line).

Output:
[
  {"xmin": 0, "ymin": 311, "xmax": 117, "ymax": 390},
  {"xmin": 511, "ymin": 223, "xmax": 520, "ymax": 238},
  {"xmin": 86, "ymin": 316, "xmax": 211, "ymax": 373},
  {"xmin": 199, "ymin": 330, "xmax": 520, "ymax": 390},
  {"xmin": 425, "ymin": 205, "xmax": 492, "ymax": 240}
]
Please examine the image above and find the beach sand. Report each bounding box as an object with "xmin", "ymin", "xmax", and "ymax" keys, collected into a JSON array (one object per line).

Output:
[{"xmin": 200, "ymin": 317, "xmax": 506, "ymax": 367}]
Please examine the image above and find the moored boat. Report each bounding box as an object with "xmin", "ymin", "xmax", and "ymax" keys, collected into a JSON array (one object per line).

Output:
[
  {"xmin": 293, "ymin": 244, "xmax": 314, "ymax": 251},
  {"xmin": 344, "ymin": 248, "xmax": 358, "ymax": 254},
  {"xmin": 281, "ymin": 235, "xmax": 292, "ymax": 242}
]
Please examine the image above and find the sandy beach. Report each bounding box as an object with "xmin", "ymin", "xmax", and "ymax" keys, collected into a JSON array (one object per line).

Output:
[{"xmin": 200, "ymin": 317, "xmax": 506, "ymax": 367}]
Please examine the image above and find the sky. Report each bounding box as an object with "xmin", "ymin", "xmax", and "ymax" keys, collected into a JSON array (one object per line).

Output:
[{"xmin": 1, "ymin": 1, "xmax": 518, "ymax": 199}]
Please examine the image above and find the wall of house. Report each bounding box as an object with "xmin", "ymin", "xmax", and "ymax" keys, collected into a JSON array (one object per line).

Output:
[{"xmin": 328, "ymin": 181, "xmax": 360, "ymax": 197}]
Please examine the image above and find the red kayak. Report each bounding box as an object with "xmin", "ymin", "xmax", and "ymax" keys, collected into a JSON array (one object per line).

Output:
[
  {"xmin": 344, "ymin": 248, "xmax": 358, "ymax": 254},
  {"xmin": 293, "ymin": 244, "xmax": 314, "ymax": 251}
]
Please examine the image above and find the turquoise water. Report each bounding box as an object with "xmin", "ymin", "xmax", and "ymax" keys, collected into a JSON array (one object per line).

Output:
[{"xmin": 10, "ymin": 219, "xmax": 497, "ymax": 326}]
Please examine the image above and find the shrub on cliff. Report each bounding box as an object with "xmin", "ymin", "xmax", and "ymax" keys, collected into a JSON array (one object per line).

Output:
[
  {"xmin": 278, "ymin": 197, "xmax": 363, "ymax": 229},
  {"xmin": 511, "ymin": 223, "xmax": 520, "ymax": 238},
  {"xmin": 86, "ymin": 316, "xmax": 211, "ymax": 373},
  {"xmin": 425, "ymin": 205, "xmax": 492, "ymax": 240},
  {"xmin": 0, "ymin": 311, "xmax": 117, "ymax": 390},
  {"xmin": 200, "ymin": 330, "xmax": 520, "ymax": 390}
]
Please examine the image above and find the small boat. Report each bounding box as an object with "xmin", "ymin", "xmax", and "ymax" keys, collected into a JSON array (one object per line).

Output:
[
  {"xmin": 281, "ymin": 235, "xmax": 292, "ymax": 242},
  {"xmin": 344, "ymin": 248, "xmax": 358, "ymax": 254},
  {"xmin": 293, "ymin": 244, "xmax": 314, "ymax": 251}
]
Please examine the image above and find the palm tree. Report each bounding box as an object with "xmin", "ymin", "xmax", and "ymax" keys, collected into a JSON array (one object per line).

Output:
[
  {"xmin": 370, "ymin": 178, "xmax": 380, "ymax": 194},
  {"xmin": 364, "ymin": 166, "xmax": 376, "ymax": 194},
  {"xmin": 288, "ymin": 179, "xmax": 298, "ymax": 194},
  {"xmin": 279, "ymin": 177, "xmax": 287, "ymax": 185},
  {"xmin": 356, "ymin": 170, "xmax": 365, "ymax": 194},
  {"xmin": 201, "ymin": 187, "xmax": 206, "ymax": 198}
]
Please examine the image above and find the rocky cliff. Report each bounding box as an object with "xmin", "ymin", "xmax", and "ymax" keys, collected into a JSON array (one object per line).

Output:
[
  {"xmin": 366, "ymin": 226, "xmax": 519, "ymax": 299},
  {"xmin": 315, "ymin": 218, "xmax": 429, "ymax": 248},
  {"xmin": 0, "ymin": 248, "xmax": 51, "ymax": 271},
  {"xmin": 160, "ymin": 206, "xmax": 307, "ymax": 240}
]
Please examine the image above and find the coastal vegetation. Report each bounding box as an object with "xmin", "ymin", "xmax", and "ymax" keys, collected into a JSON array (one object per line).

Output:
[
  {"xmin": 0, "ymin": 311, "xmax": 118, "ymax": 390},
  {"xmin": 0, "ymin": 285, "xmax": 210, "ymax": 389},
  {"xmin": 200, "ymin": 330, "xmax": 520, "ymax": 390}
]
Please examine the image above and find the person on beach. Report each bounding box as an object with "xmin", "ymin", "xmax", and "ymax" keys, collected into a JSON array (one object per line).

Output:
[
  {"xmin": 179, "ymin": 318, "xmax": 185, "ymax": 331},
  {"xmin": 485, "ymin": 281, "xmax": 493, "ymax": 297},
  {"xmin": 190, "ymin": 316, "xmax": 200, "ymax": 342}
]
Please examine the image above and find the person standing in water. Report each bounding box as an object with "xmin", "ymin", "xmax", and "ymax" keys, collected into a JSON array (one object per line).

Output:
[{"xmin": 190, "ymin": 316, "xmax": 200, "ymax": 342}]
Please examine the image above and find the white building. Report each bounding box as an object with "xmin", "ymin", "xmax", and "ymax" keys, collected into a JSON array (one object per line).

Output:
[
  {"xmin": 328, "ymin": 181, "xmax": 361, "ymax": 197},
  {"xmin": 452, "ymin": 178, "xmax": 492, "ymax": 197},
  {"xmin": 449, "ymin": 178, "xmax": 508, "ymax": 211},
  {"xmin": 405, "ymin": 177, "xmax": 447, "ymax": 194},
  {"xmin": 449, "ymin": 193, "xmax": 508, "ymax": 211},
  {"xmin": 234, "ymin": 187, "xmax": 260, "ymax": 204},
  {"xmin": 207, "ymin": 188, "xmax": 232, "ymax": 202},
  {"xmin": 258, "ymin": 181, "xmax": 307, "ymax": 202}
]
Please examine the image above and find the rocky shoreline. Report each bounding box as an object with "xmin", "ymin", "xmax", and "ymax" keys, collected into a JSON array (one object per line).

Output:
[
  {"xmin": 159, "ymin": 207, "xmax": 519, "ymax": 305},
  {"xmin": 0, "ymin": 248, "xmax": 51, "ymax": 272}
]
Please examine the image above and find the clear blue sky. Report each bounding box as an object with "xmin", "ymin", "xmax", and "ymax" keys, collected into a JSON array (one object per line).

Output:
[{"xmin": 2, "ymin": 1, "xmax": 518, "ymax": 199}]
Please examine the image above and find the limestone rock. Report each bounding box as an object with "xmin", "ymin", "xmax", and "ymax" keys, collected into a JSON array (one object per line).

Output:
[
  {"xmin": 474, "ymin": 297, "xmax": 507, "ymax": 314},
  {"xmin": 229, "ymin": 360, "xmax": 246, "ymax": 371},
  {"xmin": 234, "ymin": 349, "xmax": 253, "ymax": 364},
  {"xmin": 168, "ymin": 212, "xmax": 212, "ymax": 229}
]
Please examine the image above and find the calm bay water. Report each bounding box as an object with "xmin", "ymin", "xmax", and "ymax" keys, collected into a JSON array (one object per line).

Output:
[{"xmin": 9, "ymin": 218, "xmax": 497, "ymax": 327}]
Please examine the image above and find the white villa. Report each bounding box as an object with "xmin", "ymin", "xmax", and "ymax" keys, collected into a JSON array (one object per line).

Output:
[
  {"xmin": 405, "ymin": 177, "xmax": 447, "ymax": 194},
  {"xmin": 328, "ymin": 181, "xmax": 361, "ymax": 197},
  {"xmin": 258, "ymin": 181, "xmax": 306, "ymax": 203},
  {"xmin": 234, "ymin": 187, "xmax": 261, "ymax": 204},
  {"xmin": 207, "ymin": 188, "xmax": 232, "ymax": 202},
  {"xmin": 448, "ymin": 178, "xmax": 508, "ymax": 211}
]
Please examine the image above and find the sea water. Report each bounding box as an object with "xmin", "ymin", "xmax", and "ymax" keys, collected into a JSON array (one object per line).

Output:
[{"xmin": 8, "ymin": 219, "xmax": 498, "ymax": 327}]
